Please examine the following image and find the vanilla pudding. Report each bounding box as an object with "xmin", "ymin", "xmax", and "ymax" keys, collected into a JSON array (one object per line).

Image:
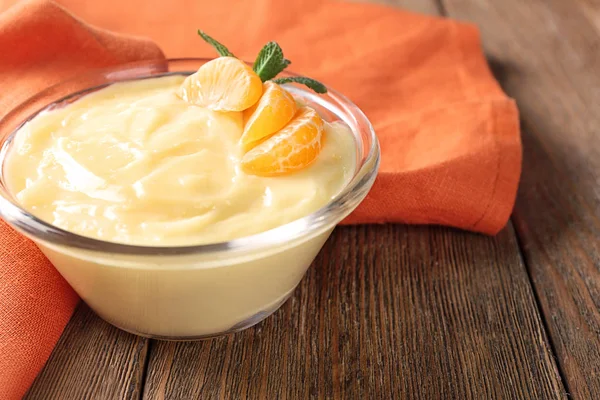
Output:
[
  {"xmin": 2, "ymin": 74, "xmax": 358, "ymax": 337},
  {"xmin": 5, "ymin": 76, "xmax": 355, "ymax": 246}
]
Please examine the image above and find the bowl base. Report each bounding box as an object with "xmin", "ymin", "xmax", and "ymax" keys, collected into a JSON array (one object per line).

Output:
[{"xmin": 93, "ymin": 289, "xmax": 296, "ymax": 341}]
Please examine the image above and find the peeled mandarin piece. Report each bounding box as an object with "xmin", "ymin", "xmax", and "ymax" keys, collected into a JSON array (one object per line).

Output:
[
  {"xmin": 178, "ymin": 57, "xmax": 263, "ymax": 112},
  {"xmin": 241, "ymin": 107, "xmax": 325, "ymax": 176},
  {"xmin": 240, "ymin": 81, "xmax": 297, "ymax": 151}
]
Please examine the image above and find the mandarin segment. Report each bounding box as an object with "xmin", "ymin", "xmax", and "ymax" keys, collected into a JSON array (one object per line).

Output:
[
  {"xmin": 178, "ymin": 57, "xmax": 262, "ymax": 112},
  {"xmin": 240, "ymin": 81, "xmax": 297, "ymax": 151},
  {"xmin": 241, "ymin": 107, "xmax": 325, "ymax": 176}
]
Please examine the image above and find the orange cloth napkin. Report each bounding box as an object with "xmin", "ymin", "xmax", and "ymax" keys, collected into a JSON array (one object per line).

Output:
[{"xmin": 0, "ymin": 0, "xmax": 521, "ymax": 397}]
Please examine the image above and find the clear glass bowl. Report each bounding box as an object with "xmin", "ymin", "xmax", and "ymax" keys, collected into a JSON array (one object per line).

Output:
[{"xmin": 0, "ymin": 59, "xmax": 379, "ymax": 340}]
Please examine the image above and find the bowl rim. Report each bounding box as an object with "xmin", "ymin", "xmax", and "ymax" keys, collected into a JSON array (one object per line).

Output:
[{"xmin": 0, "ymin": 58, "xmax": 380, "ymax": 256}]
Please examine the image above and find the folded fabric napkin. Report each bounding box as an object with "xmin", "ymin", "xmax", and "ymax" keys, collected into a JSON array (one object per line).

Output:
[{"xmin": 0, "ymin": 0, "xmax": 520, "ymax": 397}]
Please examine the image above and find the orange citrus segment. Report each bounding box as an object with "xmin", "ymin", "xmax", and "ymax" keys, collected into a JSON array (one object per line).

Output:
[
  {"xmin": 240, "ymin": 81, "xmax": 297, "ymax": 152},
  {"xmin": 241, "ymin": 107, "xmax": 325, "ymax": 176},
  {"xmin": 178, "ymin": 57, "xmax": 263, "ymax": 112}
]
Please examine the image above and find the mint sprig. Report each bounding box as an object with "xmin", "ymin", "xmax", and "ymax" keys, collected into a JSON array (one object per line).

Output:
[
  {"xmin": 198, "ymin": 30, "xmax": 235, "ymax": 57},
  {"xmin": 272, "ymin": 77, "xmax": 327, "ymax": 94},
  {"xmin": 253, "ymin": 42, "xmax": 291, "ymax": 82},
  {"xmin": 197, "ymin": 30, "xmax": 327, "ymax": 94}
]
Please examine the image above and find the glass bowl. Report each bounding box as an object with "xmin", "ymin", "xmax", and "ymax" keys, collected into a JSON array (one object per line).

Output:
[{"xmin": 0, "ymin": 59, "xmax": 379, "ymax": 340}]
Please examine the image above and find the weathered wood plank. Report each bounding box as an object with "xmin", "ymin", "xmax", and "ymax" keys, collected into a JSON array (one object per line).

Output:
[
  {"xmin": 440, "ymin": 0, "xmax": 600, "ymax": 397},
  {"xmin": 369, "ymin": 0, "xmax": 442, "ymax": 14},
  {"xmin": 25, "ymin": 303, "xmax": 148, "ymax": 400},
  {"xmin": 142, "ymin": 225, "xmax": 565, "ymax": 399}
]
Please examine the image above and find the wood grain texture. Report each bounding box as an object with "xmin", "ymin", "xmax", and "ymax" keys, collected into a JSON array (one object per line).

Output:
[
  {"xmin": 25, "ymin": 303, "xmax": 148, "ymax": 400},
  {"xmin": 440, "ymin": 0, "xmax": 600, "ymax": 397},
  {"xmin": 143, "ymin": 225, "xmax": 565, "ymax": 399},
  {"xmin": 365, "ymin": 0, "xmax": 442, "ymax": 15}
]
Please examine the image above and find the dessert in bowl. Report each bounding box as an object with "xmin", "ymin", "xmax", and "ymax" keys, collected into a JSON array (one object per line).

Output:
[{"xmin": 0, "ymin": 36, "xmax": 379, "ymax": 339}]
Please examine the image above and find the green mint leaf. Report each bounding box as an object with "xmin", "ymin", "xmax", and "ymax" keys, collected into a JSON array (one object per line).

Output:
[
  {"xmin": 197, "ymin": 30, "xmax": 235, "ymax": 57},
  {"xmin": 272, "ymin": 77, "xmax": 328, "ymax": 94},
  {"xmin": 196, "ymin": 33, "xmax": 326, "ymax": 94},
  {"xmin": 253, "ymin": 42, "xmax": 291, "ymax": 82}
]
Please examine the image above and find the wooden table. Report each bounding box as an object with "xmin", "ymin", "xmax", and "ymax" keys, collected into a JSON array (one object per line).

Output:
[{"xmin": 25, "ymin": 0, "xmax": 600, "ymax": 398}]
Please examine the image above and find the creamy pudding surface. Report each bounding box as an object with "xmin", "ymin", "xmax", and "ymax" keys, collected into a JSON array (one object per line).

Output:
[{"xmin": 4, "ymin": 75, "xmax": 356, "ymax": 246}]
